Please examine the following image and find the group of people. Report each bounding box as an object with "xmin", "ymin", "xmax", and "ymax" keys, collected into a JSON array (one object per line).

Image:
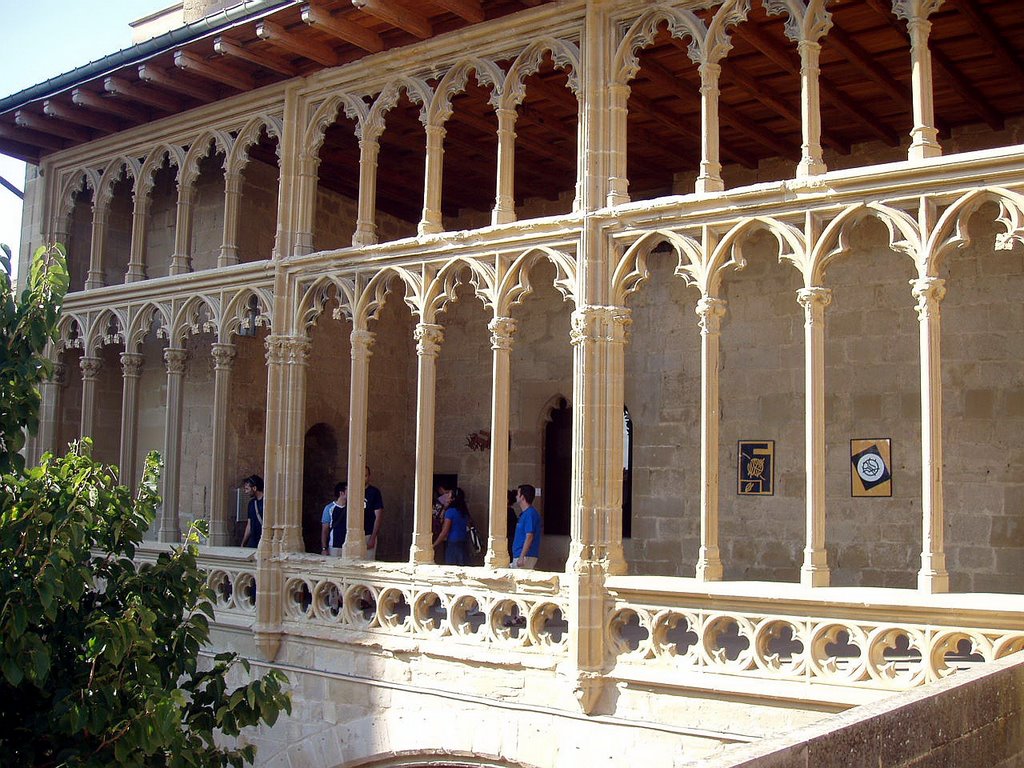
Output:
[{"xmin": 241, "ymin": 470, "xmax": 541, "ymax": 570}]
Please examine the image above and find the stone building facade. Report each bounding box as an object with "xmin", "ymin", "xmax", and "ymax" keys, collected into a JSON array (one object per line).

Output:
[{"xmin": 5, "ymin": 0, "xmax": 1024, "ymax": 765}]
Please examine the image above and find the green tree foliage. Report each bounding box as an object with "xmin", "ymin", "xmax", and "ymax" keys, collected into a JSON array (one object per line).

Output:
[{"xmin": 0, "ymin": 244, "xmax": 290, "ymax": 767}]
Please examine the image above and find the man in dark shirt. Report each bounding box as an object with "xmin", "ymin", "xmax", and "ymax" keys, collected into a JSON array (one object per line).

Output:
[
  {"xmin": 240, "ymin": 474, "xmax": 264, "ymax": 548},
  {"xmin": 364, "ymin": 466, "xmax": 384, "ymax": 560}
]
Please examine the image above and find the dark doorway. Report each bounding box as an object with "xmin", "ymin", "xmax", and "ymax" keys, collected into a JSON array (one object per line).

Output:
[
  {"xmin": 543, "ymin": 397, "xmax": 572, "ymax": 536},
  {"xmin": 303, "ymin": 423, "xmax": 339, "ymax": 553}
]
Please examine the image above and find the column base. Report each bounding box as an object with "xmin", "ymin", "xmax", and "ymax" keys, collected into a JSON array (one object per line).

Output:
[
  {"xmin": 796, "ymin": 159, "xmax": 827, "ymax": 177},
  {"xmin": 253, "ymin": 628, "xmax": 282, "ymax": 662},
  {"xmin": 491, "ymin": 207, "xmax": 516, "ymax": 226},
  {"xmin": 695, "ymin": 550, "xmax": 724, "ymax": 582},
  {"xmin": 571, "ymin": 671, "xmax": 606, "ymax": 715},
  {"xmin": 800, "ymin": 563, "xmax": 831, "ymax": 588},
  {"xmin": 918, "ymin": 563, "xmax": 949, "ymax": 593}
]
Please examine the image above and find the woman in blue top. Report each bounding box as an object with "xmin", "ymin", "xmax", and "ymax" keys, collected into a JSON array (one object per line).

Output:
[{"xmin": 432, "ymin": 487, "xmax": 469, "ymax": 565}]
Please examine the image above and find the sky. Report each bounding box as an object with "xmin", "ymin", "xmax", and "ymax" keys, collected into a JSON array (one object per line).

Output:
[{"xmin": 0, "ymin": 0, "xmax": 172, "ymax": 277}]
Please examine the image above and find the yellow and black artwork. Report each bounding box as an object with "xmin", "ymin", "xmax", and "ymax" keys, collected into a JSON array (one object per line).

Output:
[
  {"xmin": 851, "ymin": 438, "xmax": 892, "ymax": 497},
  {"xmin": 738, "ymin": 440, "xmax": 774, "ymax": 496}
]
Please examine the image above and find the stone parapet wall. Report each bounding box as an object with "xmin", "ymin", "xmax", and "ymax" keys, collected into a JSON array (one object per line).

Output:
[{"xmin": 691, "ymin": 650, "xmax": 1024, "ymax": 768}]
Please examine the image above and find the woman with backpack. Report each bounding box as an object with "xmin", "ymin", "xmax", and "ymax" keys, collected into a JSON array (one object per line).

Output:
[{"xmin": 432, "ymin": 487, "xmax": 470, "ymax": 565}]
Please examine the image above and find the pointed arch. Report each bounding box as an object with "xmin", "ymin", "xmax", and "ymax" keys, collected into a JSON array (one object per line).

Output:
[
  {"xmin": 614, "ymin": 230, "xmax": 705, "ymax": 304},
  {"xmin": 612, "ymin": 5, "xmax": 709, "ymax": 85},
  {"xmin": 171, "ymin": 294, "xmax": 222, "ymax": 345},
  {"xmin": 809, "ymin": 202, "xmax": 922, "ymax": 284},
  {"xmin": 223, "ymin": 286, "xmax": 275, "ymax": 341},
  {"xmin": 84, "ymin": 308, "xmax": 128, "ymax": 355},
  {"xmin": 501, "ymin": 38, "xmax": 581, "ymax": 110},
  {"xmin": 95, "ymin": 157, "xmax": 140, "ymax": 210},
  {"xmin": 137, "ymin": 144, "xmax": 186, "ymax": 198},
  {"xmin": 296, "ymin": 274, "xmax": 357, "ymax": 331},
  {"xmin": 354, "ymin": 265, "xmax": 424, "ymax": 328},
  {"xmin": 228, "ymin": 114, "xmax": 283, "ymax": 175},
  {"xmin": 304, "ymin": 93, "xmax": 369, "ymax": 158},
  {"xmin": 364, "ymin": 77, "xmax": 434, "ymax": 141},
  {"xmin": 180, "ymin": 130, "xmax": 233, "ymax": 189},
  {"xmin": 428, "ymin": 57, "xmax": 505, "ymax": 126},
  {"xmin": 497, "ymin": 246, "xmax": 577, "ymax": 315},
  {"xmin": 425, "ymin": 256, "xmax": 498, "ymax": 318},
  {"xmin": 56, "ymin": 313, "xmax": 86, "ymax": 353},
  {"xmin": 56, "ymin": 167, "xmax": 100, "ymax": 222},
  {"xmin": 709, "ymin": 216, "xmax": 807, "ymax": 293},
  {"xmin": 924, "ymin": 187, "xmax": 1024, "ymax": 275},
  {"xmin": 127, "ymin": 301, "xmax": 171, "ymax": 351}
]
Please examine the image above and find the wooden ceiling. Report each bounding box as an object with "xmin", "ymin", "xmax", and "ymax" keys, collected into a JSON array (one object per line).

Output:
[{"xmin": 2, "ymin": 0, "xmax": 1023, "ymax": 224}]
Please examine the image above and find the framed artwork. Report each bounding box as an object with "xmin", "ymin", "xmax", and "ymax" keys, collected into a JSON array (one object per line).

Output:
[
  {"xmin": 738, "ymin": 440, "xmax": 774, "ymax": 496},
  {"xmin": 851, "ymin": 438, "xmax": 892, "ymax": 497}
]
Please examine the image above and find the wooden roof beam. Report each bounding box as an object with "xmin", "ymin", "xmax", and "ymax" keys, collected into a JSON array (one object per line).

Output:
[
  {"xmin": 676, "ymin": 36, "xmax": 849, "ymax": 154},
  {"xmin": 733, "ymin": 24, "xmax": 900, "ymax": 146},
  {"xmin": 862, "ymin": 0, "xmax": 1002, "ymax": 131},
  {"xmin": 628, "ymin": 90, "xmax": 757, "ymax": 168},
  {"xmin": 43, "ymin": 99, "xmax": 125, "ymax": 133},
  {"xmin": 173, "ymin": 50, "xmax": 256, "ymax": 92},
  {"xmin": 301, "ymin": 4, "xmax": 384, "ymax": 53},
  {"xmin": 433, "ymin": 0, "xmax": 485, "ymax": 24},
  {"xmin": 139, "ymin": 63, "xmax": 220, "ymax": 101},
  {"xmin": 948, "ymin": 0, "xmax": 1024, "ymax": 84},
  {"xmin": 213, "ymin": 36, "xmax": 299, "ymax": 77},
  {"xmin": 352, "ymin": 0, "xmax": 432, "ymax": 40},
  {"xmin": 103, "ymin": 76, "xmax": 182, "ymax": 113},
  {"xmin": 72, "ymin": 88, "xmax": 150, "ymax": 122},
  {"xmin": 15, "ymin": 110, "xmax": 93, "ymax": 142},
  {"xmin": 0, "ymin": 122, "xmax": 67, "ymax": 151},
  {"xmin": 257, "ymin": 19, "xmax": 339, "ymax": 67}
]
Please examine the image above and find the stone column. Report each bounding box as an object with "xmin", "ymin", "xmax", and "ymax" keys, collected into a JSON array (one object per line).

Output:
[
  {"xmin": 797, "ymin": 39, "xmax": 827, "ymax": 177},
  {"xmin": 486, "ymin": 316, "xmax": 516, "ymax": 568},
  {"xmin": 696, "ymin": 62, "xmax": 725, "ymax": 193},
  {"xmin": 419, "ymin": 124, "xmax": 445, "ymax": 236},
  {"xmin": 912, "ymin": 276, "xmax": 949, "ymax": 593},
  {"xmin": 411, "ymin": 323, "xmax": 444, "ymax": 564},
  {"xmin": 126, "ymin": 191, "xmax": 149, "ymax": 282},
  {"xmin": 37, "ymin": 362, "xmax": 65, "ymax": 461},
  {"xmin": 797, "ymin": 287, "xmax": 831, "ymax": 587},
  {"xmin": 695, "ymin": 297, "xmax": 726, "ymax": 580},
  {"xmin": 492, "ymin": 108, "xmax": 518, "ymax": 225},
  {"xmin": 344, "ymin": 329, "xmax": 375, "ymax": 558},
  {"xmin": 86, "ymin": 205, "xmax": 108, "ymax": 289},
  {"xmin": 254, "ymin": 335, "xmax": 309, "ymax": 659},
  {"xmin": 353, "ymin": 137, "xmax": 380, "ymax": 246},
  {"xmin": 568, "ymin": 305, "xmax": 630, "ymax": 576},
  {"xmin": 170, "ymin": 183, "xmax": 193, "ymax": 276},
  {"xmin": 79, "ymin": 355, "xmax": 102, "ymax": 439},
  {"xmin": 264, "ymin": 336, "xmax": 309, "ymax": 556},
  {"xmin": 895, "ymin": 0, "xmax": 943, "ymax": 160},
  {"xmin": 218, "ymin": 170, "xmax": 242, "ymax": 267},
  {"xmin": 119, "ymin": 352, "xmax": 144, "ymax": 491},
  {"xmin": 159, "ymin": 347, "xmax": 188, "ymax": 542},
  {"xmin": 606, "ymin": 84, "xmax": 630, "ymax": 206},
  {"xmin": 209, "ymin": 343, "xmax": 237, "ymax": 546},
  {"xmin": 293, "ymin": 153, "xmax": 319, "ymax": 257}
]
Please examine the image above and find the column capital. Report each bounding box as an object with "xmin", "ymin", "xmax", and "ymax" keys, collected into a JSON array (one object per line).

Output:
[
  {"xmin": 51, "ymin": 361, "xmax": 67, "ymax": 387},
  {"xmin": 797, "ymin": 286, "xmax": 833, "ymax": 311},
  {"xmin": 350, "ymin": 328, "xmax": 376, "ymax": 353},
  {"xmin": 911, "ymin": 276, "xmax": 946, "ymax": 318},
  {"xmin": 211, "ymin": 342, "xmax": 237, "ymax": 370},
  {"xmin": 414, "ymin": 323, "xmax": 444, "ymax": 357},
  {"xmin": 570, "ymin": 305, "xmax": 632, "ymax": 347},
  {"xmin": 265, "ymin": 335, "xmax": 311, "ymax": 367},
  {"xmin": 120, "ymin": 352, "xmax": 144, "ymax": 378},
  {"xmin": 695, "ymin": 296, "xmax": 727, "ymax": 334},
  {"xmin": 892, "ymin": 0, "xmax": 944, "ymax": 24},
  {"xmin": 164, "ymin": 347, "xmax": 188, "ymax": 375},
  {"xmin": 79, "ymin": 355, "xmax": 103, "ymax": 380},
  {"xmin": 488, "ymin": 316, "xmax": 518, "ymax": 350}
]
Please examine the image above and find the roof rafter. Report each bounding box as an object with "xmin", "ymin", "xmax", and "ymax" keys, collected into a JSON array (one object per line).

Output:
[
  {"xmin": 43, "ymin": 99, "xmax": 126, "ymax": 133},
  {"xmin": 71, "ymin": 88, "xmax": 150, "ymax": 122},
  {"xmin": 139, "ymin": 63, "xmax": 220, "ymax": 101},
  {"xmin": 301, "ymin": 3, "xmax": 384, "ymax": 53},
  {"xmin": 15, "ymin": 110, "xmax": 94, "ymax": 142},
  {"xmin": 103, "ymin": 76, "xmax": 183, "ymax": 113},
  {"xmin": 257, "ymin": 19, "xmax": 340, "ymax": 67},
  {"xmin": 212, "ymin": 36, "xmax": 300, "ymax": 77},
  {"xmin": 352, "ymin": 0, "xmax": 432, "ymax": 40},
  {"xmin": 174, "ymin": 50, "xmax": 256, "ymax": 92}
]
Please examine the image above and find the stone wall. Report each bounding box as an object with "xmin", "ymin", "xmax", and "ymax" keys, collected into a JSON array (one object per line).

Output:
[
  {"xmin": 145, "ymin": 164, "xmax": 178, "ymax": 278},
  {"xmin": 239, "ymin": 158, "xmax": 278, "ymax": 263},
  {"xmin": 104, "ymin": 178, "xmax": 132, "ymax": 285},
  {"xmin": 226, "ymin": 331, "xmax": 269, "ymax": 545},
  {"xmin": 92, "ymin": 345, "xmax": 124, "ymax": 468},
  {"xmin": 67, "ymin": 193, "xmax": 92, "ymax": 292},
  {"xmin": 690, "ymin": 650, "xmax": 1024, "ymax": 768},
  {"xmin": 189, "ymin": 154, "xmax": 225, "ymax": 272}
]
